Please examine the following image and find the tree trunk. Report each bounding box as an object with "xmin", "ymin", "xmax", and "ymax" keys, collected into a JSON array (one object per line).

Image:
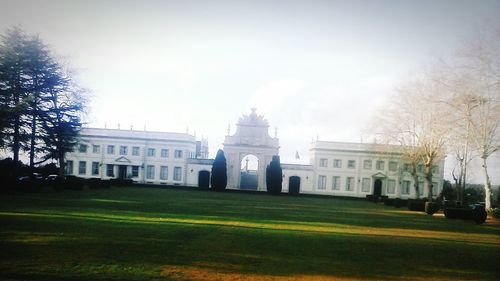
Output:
[
  {"xmin": 12, "ymin": 92, "xmax": 20, "ymax": 163},
  {"xmin": 411, "ymin": 164, "xmax": 419, "ymax": 199},
  {"xmin": 412, "ymin": 173, "xmax": 420, "ymax": 199},
  {"xmin": 481, "ymin": 157, "xmax": 493, "ymax": 209},
  {"xmin": 29, "ymin": 112, "xmax": 36, "ymax": 169},
  {"xmin": 425, "ymin": 165, "xmax": 433, "ymax": 203},
  {"xmin": 58, "ymin": 152, "xmax": 65, "ymax": 177}
]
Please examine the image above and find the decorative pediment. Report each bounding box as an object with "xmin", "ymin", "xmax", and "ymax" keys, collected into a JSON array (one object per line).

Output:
[
  {"xmin": 114, "ymin": 156, "xmax": 131, "ymax": 163},
  {"xmin": 371, "ymin": 172, "xmax": 386, "ymax": 179}
]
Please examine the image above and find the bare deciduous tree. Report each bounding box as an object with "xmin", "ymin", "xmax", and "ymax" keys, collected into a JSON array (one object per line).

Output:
[{"xmin": 373, "ymin": 74, "xmax": 449, "ymax": 200}]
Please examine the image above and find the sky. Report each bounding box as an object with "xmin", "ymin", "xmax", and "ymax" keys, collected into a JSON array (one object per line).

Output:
[{"xmin": 1, "ymin": 0, "xmax": 499, "ymax": 183}]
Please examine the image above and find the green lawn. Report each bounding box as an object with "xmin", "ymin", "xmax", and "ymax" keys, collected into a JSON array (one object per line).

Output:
[{"xmin": 0, "ymin": 187, "xmax": 499, "ymax": 281}]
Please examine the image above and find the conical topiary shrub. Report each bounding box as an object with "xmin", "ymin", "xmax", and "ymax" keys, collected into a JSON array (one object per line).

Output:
[
  {"xmin": 211, "ymin": 149, "xmax": 227, "ymax": 191},
  {"xmin": 266, "ymin": 155, "xmax": 282, "ymax": 195}
]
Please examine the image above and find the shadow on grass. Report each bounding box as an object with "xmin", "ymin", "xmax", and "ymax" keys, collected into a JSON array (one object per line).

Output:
[{"xmin": 1, "ymin": 213, "xmax": 499, "ymax": 281}]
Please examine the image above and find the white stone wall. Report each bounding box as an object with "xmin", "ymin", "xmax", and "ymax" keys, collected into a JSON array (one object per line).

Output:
[{"xmin": 281, "ymin": 165, "xmax": 314, "ymax": 193}]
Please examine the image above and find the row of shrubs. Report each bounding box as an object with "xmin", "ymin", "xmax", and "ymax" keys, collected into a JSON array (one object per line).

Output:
[
  {"xmin": 13, "ymin": 176, "xmax": 134, "ymax": 192},
  {"xmin": 444, "ymin": 205, "xmax": 488, "ymax": 224},
  {"xmin": 367, "ymin": 195, "xmax": 494, "ymax": 224}
]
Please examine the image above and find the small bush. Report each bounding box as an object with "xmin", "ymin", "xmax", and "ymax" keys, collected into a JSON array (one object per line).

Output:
[
  {"xmin": 487, "ymin": 208, "xmax": 500, "ymax": 219},
  {"xmin": 425, "ymin": 202, "xmax": 439, "ymax": 215},
  {"xmin": 366, "ymin": 195, "xmax": 373, "ymax": 202},
  {"xmin": 472, "ymin": 205, "xmax": 487, "ymax": 224}
]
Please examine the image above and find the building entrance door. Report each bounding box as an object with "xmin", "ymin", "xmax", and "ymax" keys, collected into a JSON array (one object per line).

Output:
[
  {"xmin": 289, "ymin": 176, "xmax": 301, "ymax": 194},
  {"xmin": 118, "ymin": 165, "xmax": 127, "ymax": 179},
  {"xmin": 373, "ymin": 179, "xmax": 382, "ymax": 197}
]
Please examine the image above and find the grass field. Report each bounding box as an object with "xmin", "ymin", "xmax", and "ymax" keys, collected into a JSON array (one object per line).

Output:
[{"xmin": 0, "ymin": 187, "xmax": 499, "ymax": 281}]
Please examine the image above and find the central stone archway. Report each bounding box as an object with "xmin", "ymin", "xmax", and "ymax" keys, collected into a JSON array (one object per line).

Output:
[
  {"xmin": 223, "ymin": 109, "xmax": 280, "ymax": 191},
  {"xmin": 240, "ymin": 154, "xmax": 258, "ymax": 190}
]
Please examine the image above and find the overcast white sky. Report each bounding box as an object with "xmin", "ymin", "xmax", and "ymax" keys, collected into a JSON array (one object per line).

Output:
[{"xmin": 1, "ymin": 0, "xmax": 499, "ymax": 183}]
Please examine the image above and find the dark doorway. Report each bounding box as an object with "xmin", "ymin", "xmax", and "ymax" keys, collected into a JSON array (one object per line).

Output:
[
  {"xmin": 289, "ymin": 176, "xmax": 301, "ymax": 194},
  {"xmin": 373, "ymin": 179, "xmax": 382, "ymax": 197},
  {"xmin": 118, "ymin": 165, "xmax": 127, "ymax": 179},
  {"xmin": 198, "ymin": 170, "xmax": 210, "ymax": 188}
]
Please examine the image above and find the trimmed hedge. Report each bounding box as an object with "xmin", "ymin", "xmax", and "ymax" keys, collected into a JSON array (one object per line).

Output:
[
  {"xmin": 109, "ymin": 178, "xmax": 133, "ymax": 187},
  {"xmin": 444, "ymin": 205, "xmax": 487, "ymax": 224},
  {"xmin": 64, "ymin": 176, "xmax": 86, "ymax": 190},
  {"xmin": 408, "ymin": 199, "xmax": 428, "ymax": 212},
  {"xmin": 425, "ymin": 202, "xmax": 440, "ymax": 215},
  {"xmin": 394, "ymin": 198, "xmax": 408, "ymax": 208},
  {"xmin": 384, "ymin": 198, "xmax": 394, "ymax": 206}
]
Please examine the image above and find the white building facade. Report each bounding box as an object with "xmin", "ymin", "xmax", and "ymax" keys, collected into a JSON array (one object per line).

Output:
[
  {"xmin": 306, "ymin": 141, "xmax": 444, "ymax": 199},
  {"xmin": 66, "ymin": 110, "xmax": 444, "ymax": 199},
  {"xmin": 65, "ymin": 128, "xmax": 210, "ymax": 186}
]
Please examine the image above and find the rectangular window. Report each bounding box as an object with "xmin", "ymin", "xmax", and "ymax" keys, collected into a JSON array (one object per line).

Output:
[
  {"xmin": 319, "ymin": 158, "xmax": 328, "ymax": 167},
  {"xmin": 78, "ymin": 161, "xmax": 86, "ymax": 175},
  {"xmin": 147, "ymin": 148, "xmax": 155, "ymax": 157},
  {"xmin": 387, "ymin": 179, "xmax": 396, "ymax": 194},
  {"xmin": 361, "ymin": 178, "xmax": 370, "ymax": 192},
  {"xmin": 432, "ymin": 165, "xmax": 439, "ymax": 173},
  {"xmin": 161, "ymin": 149, "xmax": 169, "ymax": 158},
  {"xmin": 333, "ymin": 159, "xmax": 342, "ymax": 168},
  {"xmin": 65, "ymin": 160, "xmax": 73, "ymax": 175},
  {"xmin": 363, "ymin": 160, "xmax": 372, "ymax": 169},
  {"xmin": 92, "ymin": 145, "xmax": 100, "ymax": 154},
  {"xmin": 119, "ymin": 146, "xmax": 127, "ymax": 155},
  {"xmin": 347, "ymin": 160, "xmax": 356, "ymax": 169},
  {"xmin": 389, "ymin": 161, "xmax": 398, "ymax": 171},
  {"xmin": 174, "ymin": 150, "xmax": 183, "ymax": 158},
  {"xmin": 92, "ymin": 162, "xmax": 99, "ymax": 175},
  {"xmin": 79, "ymin": 144, "xmax": 87, "ymax": 153},
  {"xmin": 317, "ymin": 175, "xmax": 326, "ymax": 190},
  {"xmin": 376, "ymin": 160, "xmax": 384, "ymax": 170},
  {"xmin": 131, "ymin": 166, "xmax": 139, "ymax": 177},
  {"xmin": 402, "ymin": 180, "xmax": 411, "ymax": 195},
  {"xmin": 418, "ymin": 181, "xmax": 424, "ymax": 196},
  {"xmin": 173, "ymin": 167, "xmax": 182, "ymax": 181},
  {"xmin": 146, "ymin": 165, "xmax": 155, "ymax": 179},
  {"xmin": 132, "ymin": 146, "xmax": 140, "ymax": 156},
  {"xmin": 417, "ymin": 164, "xmax": 424, "ymax": 173},
  {"xmin": 332, "ymin": 176, "xmax": 340, "ymax": 190},
  {"xmin": 403, "ymin": 163, "xmax": 411, "ymax": 172},
  {"xmin": 106, "ymin": 164, "xmax": 114, "ymax": 177},
  {"xmin": 346, "ymin": 177, "xmax": 354, "ymax": 191},
  {"xmin": 107, "ymin": 145, "xmax": 115, "ymax": 155},
  {"xmin": 160, "ymin": 166, "xmax": 168, "ymax": 180}
]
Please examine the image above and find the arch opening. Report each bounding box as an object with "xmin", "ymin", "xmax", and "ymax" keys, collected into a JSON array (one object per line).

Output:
[{"xmin": 240, "ymin": 155, "xmax": 258, "ymax": 190}]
